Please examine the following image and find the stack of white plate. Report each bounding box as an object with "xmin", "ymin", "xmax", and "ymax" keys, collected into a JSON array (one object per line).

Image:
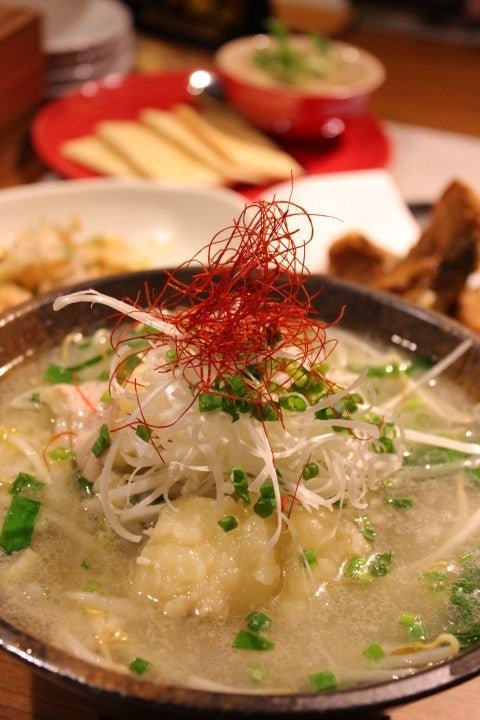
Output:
[{"xmin": 9, "ymin": 0, "xmax": 135, "ymax": 97}]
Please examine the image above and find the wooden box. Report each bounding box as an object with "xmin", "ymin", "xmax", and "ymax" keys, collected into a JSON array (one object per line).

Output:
[{"xmin": 0, "ymin": 4, "xmax": 45, "ymax": 185}]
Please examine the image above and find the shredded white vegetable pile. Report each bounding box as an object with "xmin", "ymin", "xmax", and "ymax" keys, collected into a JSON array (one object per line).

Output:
[{"xmin": 51, "ymin": 286, "xmax": 475, "ymax": 546}]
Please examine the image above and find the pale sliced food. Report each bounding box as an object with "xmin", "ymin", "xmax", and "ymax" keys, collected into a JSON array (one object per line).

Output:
[
  {"xmin": 174, "ymin": 101, "xmax": 304, "ymax": 183},
  {"xmin": 61, "ymin": 135, "xmax": 139, "ymax": 178},
  {"xmin": 140, "ymin": 107, "xmax": 230, "ymax": 181},
  {"xmin": 97, "ymin": 121, "xmax": 222, "ymax": 186}
]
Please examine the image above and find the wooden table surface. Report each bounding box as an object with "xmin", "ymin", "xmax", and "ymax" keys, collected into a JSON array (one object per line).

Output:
[{"xmin": 1, "ymin": 24, "xmax": 480, "ymax": 720}]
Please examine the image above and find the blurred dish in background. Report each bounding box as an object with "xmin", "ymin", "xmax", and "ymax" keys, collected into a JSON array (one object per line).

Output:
[
  {"xmin": 31, "ymin": 70, "xmax": 390, "ymax": 190},
  {"xmin": 7, "ymin": 0, "xmax": 135, "ymax": 98},
  {"xmin": 259, "ymin": 169, "xmax": 418, "ymax": 271},
  {"xmin": 0, "ymin": 179, "xmax": 244, "ymax": 311},
  {"xmin": 215, "ymin": 29, "xmax": 385, "ymax": 140}
]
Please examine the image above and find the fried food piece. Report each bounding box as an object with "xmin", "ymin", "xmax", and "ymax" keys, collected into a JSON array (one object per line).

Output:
[
  {"xmin": 376, "ymin": 180, "xmax": 480, "ymax": 314},
  {"xmin": 458, "ymin": 286, "xmax": 480, "ymax": 334},
  {"xmin": 328, "ymin": 232, "xmax": 397, "ymax": 284},
  {"xmin": 0, "ymin": 282, "xmax": 32, "ymax": 312}
]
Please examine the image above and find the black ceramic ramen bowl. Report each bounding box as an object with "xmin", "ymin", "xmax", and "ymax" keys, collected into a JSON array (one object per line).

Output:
[{"xmin": 1, "ymin": 268, "xmax": 480, "ymax": 720}]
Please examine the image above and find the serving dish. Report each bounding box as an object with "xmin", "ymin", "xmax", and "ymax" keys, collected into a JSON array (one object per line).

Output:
[
  {"xmin": 0, "ymin": 173, "xmax": 415, "ymax": 279},
  {"xmin": 0, "ymin": 179, "xmax": 244, "ymax": 267},
  {"xmin": 215, "ymin": 35, "xmax": 385, "ymax": 140},
  {"xmin": 31, "ymin": 69, "xmax": 390, "ymax": 187},
  {"xmin": 1, "ymin": 268, "xmax": 480, "ymax": 719}
]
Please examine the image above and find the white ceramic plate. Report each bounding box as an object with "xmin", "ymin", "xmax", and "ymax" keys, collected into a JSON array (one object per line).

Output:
[
  {"xmin": 0, "ymin": 179, "xmax": 245, "ymax": 267},
  {"xmin": 261, "ymin": 169, "xmax": 419, "ymax": 272},
  {"xmin": 8, "ymin": 0, "xmax": 132, "ymax": 55}
]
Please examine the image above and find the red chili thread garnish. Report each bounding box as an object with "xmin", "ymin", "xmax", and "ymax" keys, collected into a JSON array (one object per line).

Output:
[
  {"xmin": 110, "ymin": 198, "xmax": 342, "ymax": 413},
  {"xmin": 74, "ymin": 384, "xmax": 100, "ymax": 415}
]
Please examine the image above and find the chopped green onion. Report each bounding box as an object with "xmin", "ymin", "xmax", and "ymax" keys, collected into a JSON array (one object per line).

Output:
[
  {"xmin": 97, "ymin": 370, "xmax": 110, "ymax": 382},
  {"xmin": 100, "ymin": 389, "xmax": 111, "ymax": 403},
  {"xmin": 344, "ymin": 556, "xmax": 371, "ymax": 584},
  {"xmin": 218, "ymin": 515, "xmax": 238, "ymax": 532},
  {"xmin": 405, "ymin": 357, "xmax": 434, "ymax": 375},
  {"xmin": 363, "ymin": 643, "xmax": 385, "ymax": 661},
  {"xmin": 369, "ymin": 551, "xmax": 393, "ymax": 577},
  {"xmin": 309, "ymin": 670, "xmax": 338, "ymax": 692},
  {"xmin": 9, "ymin": 472, "xmax": 44, "ymax": 496},
  {"xmin": 248, "ymin": 664, "xmax": 266, "ymax": 683},
  {"xmin": 165, "ymin": 348, "xmax": 177, "ymax": 362},
  {"xmin": 399, "ymin": 613, "xmax": 427, "ymax": 640},
  {"xmin": 0, "ymin": 495, "xmax": 41, "ymax": 555},
  {"xmin": 302, "ymin": 462, "xmax": 319, "ymax": 480},
  {"xmin": 129, "ymin": 657, "xmax": 151, "ymax": 676},
  {"xmin": 246, "ymin": 611, "xmax": 272, "ymax": 632},
  {"xmin": 136, "ymin": 424, "xmax": 152, "ymax": 442},
  {"xmin": 48, "ymin": 446, "xmax": 73, "ymax": 461},
  {"xmin": 232, "ymin": 629, "xmax": 274, "ymax": 651},
  {"xmin": 403, "ymin": 445, "xmax": 466, "ymax": 467},
  {"xmin": 142, "ymin": 324, "xmax": 162, "ymax": 335},
  {"xmin": 85, "ymin": 579, "xmax": 100, "ymax": 593},
  {"xmin": 81, "ymin": 559, "xmax": 91, "ymax": 570},
  {"xmin": 259, "ymin": 480, "xmax": 275, "ymax": 498},
  {"xmin": 300, "ymin": 548, "xmax": 318, "ymax": 568},
  {"xmin": 279, "ymin": 394, "xmax": 308, "ymax": 412},
  {"xmin": 385, "ymin": 497, "xmax": 413, "ymax": 508},
  {"xmin": 367, "ymin": 363, "xmax": 401, "ymax": 378},
  {"xmin": 345, "ymin": 556, "xmax": 368, "ymax": 578},
  {"xmin": 291, "ymin": 367, "xmax": 309, "ymax": 389},
  {"xmin": 76, "ymin": 470, "xmax": 94, "ymax": 496},
  {"xmin": 66, "ymin": 354, "xmax": 103, "ymax": 373},
  {"xmin": 372, "ymin": 436, "xmax": 395, "ymax": 454},
  {"xmin": 116, "ymin": 354, "xmax": 141, "ymax": 383},
  {"xmin": 91, "ymin": 424, "xmax": 111, "ymax": 458},
  {"xmin": 226, "ymin": 375, "xmax": 247, "ymax": 397},
  {"xmin": 29, "ymin": 392, "xmax": 41, "ymax": 404},
  {"xmin": 359, "ymin": 517, "xmax": 376, "ymax": 544},
  {"xmin": 421, "ymin": 570, "xmax": 448, "ymax": 592},
  {"xmin": 221, "ymin": 397, "xmax": 240, "ymax": 422},
  {"xmin": 399, "ymin": 612, "xmax": 417, "ymax": 627},
  {"xmin": 230, "ymin": 466, "xmax": 250, "ymax": 505},
  {"xmin": 253, "ymin": 497, "xmax": 276, "ymax": 518},
  {"xmin": 252, "ymin": 402, "xmax": 279, "ymax": 422},
  {"xmin": 198, "ymin": 392, "xmax": 223, "ymax": 413},
  {"xmin": 43, "ymin": 364, "xmax": 73, "ymax": 384}
]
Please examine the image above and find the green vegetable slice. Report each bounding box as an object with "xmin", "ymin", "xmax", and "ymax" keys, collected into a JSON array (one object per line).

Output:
[
  {"xmin": 218, "ymin": 515, "xmax": 238, "ymax": 532},
  {"xmin": 363, "ymin": 643, "xmax": 385, "ymax": 661},
  {"xmin": 309, "ymin": 670, "xmax": 338, "ymax": 692},
  {"xmin": 230, "ymin": 466, "xmax": 250, "ymax": 505},
  {"xmin": 300, "ymin": 548, "xmax": 318, "ymax": 568},
  {"xmin": 246, "ymin": 611, "xmax": 272, "ymax": 633},
  {"xmin": 129, "ymin": 657, "xmax": 151, "ymax": 675},
  {"xmin": 370, "ymin": 551, "xmax": 393, "ymax": 577},
  {"xmin": 302, "ymin": 462, "xmax": 319, "ymax": 480},
  {"xmin": 91, "ymin": 424, "xmax": 111, "ymax": 458},
  {"xmin": 232, "ymin": 629, "xmax": 274, "ymax": 651},
  {"xmin": 136, "ymin": 424, "xmax": 152, "ymax": 442},
  {"xmin": 198, "ymin": 392, "xmax": 223, "ymax": 413},
  {"xmin": 9, "ymin": 472, "xmax": 44, "ymax": 495},
  {"xmin": 43, "ymin": 364, "xmax": 73, "ymax": 384},
  {"xmin": 48, "ymin": 446, "xmax": 73, "ymax": 461},
  {"xmin": 0, "ymin": 495, "xmax": 41, "ymax": 555},
  {"xmin": 385, "ymin": 497, "xmax": 413, "ymax": 508}
]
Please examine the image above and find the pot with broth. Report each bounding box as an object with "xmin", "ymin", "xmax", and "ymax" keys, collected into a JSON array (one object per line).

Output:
[{"xmin": 0, "ymin": 200, "xmax": 480, "ymax": 707}]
